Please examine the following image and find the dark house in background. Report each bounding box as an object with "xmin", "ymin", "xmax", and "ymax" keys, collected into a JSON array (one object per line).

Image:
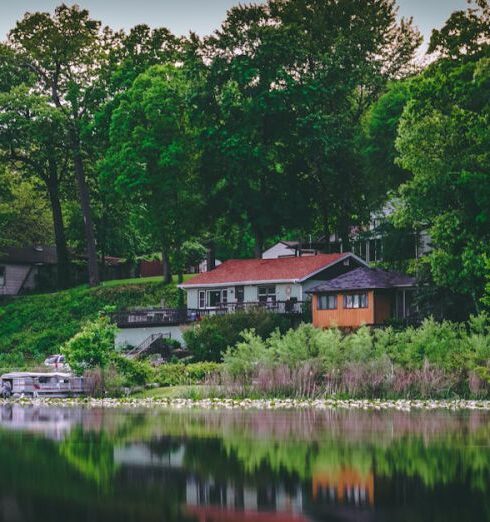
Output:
[
  {"xmin": 0, "ymin": 246, "xmax": 58, "ymax": 296},
  {"xmin": 0, "ymin": 245, "xmax": 131, "ymax": 296},
  {"xmin": 308, "ymin": 267, "xmax": 417, "ymax": 329}
]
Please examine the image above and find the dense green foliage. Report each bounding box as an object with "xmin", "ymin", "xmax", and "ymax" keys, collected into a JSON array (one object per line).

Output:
[
  {"xmin": 183, "ymin": 309, "xmax": 298, "ymax": 361},
  {"xmin": 394, "ymin": 55, "xmax": 490, "ymax": 310},
  {"xmin": 363, "ymin": 1, "xmax": 490, "ymax": 312},
  {"xmin": 0, "ymin": 0, "xmax": 421, "ymax": 279},
  {"xmin": 155, "ymin": 362, "xmax": 221, "ymax": 386},
  {"xmin": 0, "ymin": 1, "xmax": 488, "ymax": 312},
  {"xmin": 221, "ymin": 317, "xmax": 490, "ymax": 398},
  {"xmin": 0, "ymin": 282, "xmax": 179, "ymax": 366},
  {"xmin": 61, "ymin": 317, "xmax": 117, "ymax": 375},
  {"xmin": 1, "ymin": 0, "xmax": 490, "ymax": 376}
]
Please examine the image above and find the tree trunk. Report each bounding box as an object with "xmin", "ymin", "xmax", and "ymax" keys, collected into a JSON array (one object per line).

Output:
[
  {"xmin": 46, "ymin": 163, "xmax": 70, "ymax": 289},
  {"xmin": 71, "ymin": 134, "xmax": 100, "ymax": 287},
  {"xmin": 253, "ymin": 228, "xmax": 263, "ymax": 259},
  {"xmin": 339, "ymin": 223, "xmax": 351, "ymax": 253},
  {"xmin": 206, "ymin": 240, "xmax": 216, "ymax": 272},
  {"xmin": 175, "ymin": 242, "xmax": 184, "ymax": 284},
  {"xmin": 162, "ymin": 248, "xmax": 172, "ymax": 284}
]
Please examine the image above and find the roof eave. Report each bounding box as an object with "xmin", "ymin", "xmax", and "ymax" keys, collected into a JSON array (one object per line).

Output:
[
  {"xmin": 307, "ymin": 282, "xmax": 417, "ymax": 293},
  {"xmin": 180, "ymin": 278, "xmax": 301, "ymax": 289}
]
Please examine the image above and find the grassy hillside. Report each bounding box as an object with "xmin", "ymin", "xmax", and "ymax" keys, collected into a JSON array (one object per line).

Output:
[{"xmin": 0, "ymin": 278, "xmax": 184, "ymax": 367}]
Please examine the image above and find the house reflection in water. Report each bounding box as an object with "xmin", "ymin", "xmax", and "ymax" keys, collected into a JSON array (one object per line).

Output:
[
  {"xmin": 186, "ymin": 478, "xmax": 305, "ymax": 522},
  {"xmin": 312, "ymin": 469, "xmax": 374, "ymax": 506},
  {"xmin": 114, "ymin": 441, "xmax": 376, "ymax": 521},
  {"xmin": 0, "ymin": 404, "xmax": 82, "ymax": 440}
]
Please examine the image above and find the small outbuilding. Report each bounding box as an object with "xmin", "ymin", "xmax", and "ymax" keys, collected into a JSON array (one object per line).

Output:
[{"xmin": 307, "ymin": 267, "xmax": 416, "ymax": 329}]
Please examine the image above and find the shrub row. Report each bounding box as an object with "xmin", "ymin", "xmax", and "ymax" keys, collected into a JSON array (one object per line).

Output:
[{"xmin": 219, "ymin": 315, "xmax": 490, "ymax": 399}]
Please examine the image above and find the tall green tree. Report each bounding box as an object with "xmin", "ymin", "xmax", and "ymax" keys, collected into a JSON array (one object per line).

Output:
[
  {"xmin": 395, "ymin": 58, "xmax": 490, "ymax": 309},
  {"xmin": 7, "ymin": 4, "xmax": 116, "ymax": 286},
  {"xmin": 0, "ymin": 87, "xmax": 71, "ymax": 287},
  {"xmin": 202, "ymin": 0, "xmax": 421, "ymax": 255},
  {"xmin": 0, "ymin": 166, "xmax": 53, "ymax": 248},
  {"xmin": 92, "ymin": 25, "xmax": 181, "ymax": 265},
  {"xmin": 394, "ymin": 0, "xmax": 490, "ymax": 310},
  {"xmin": 361, "ymin": 80, "xmax": 412, "ymax": 207},
  {"xmin": 101, "ymin": 64, "xmax": 203, "ymax": 283}
]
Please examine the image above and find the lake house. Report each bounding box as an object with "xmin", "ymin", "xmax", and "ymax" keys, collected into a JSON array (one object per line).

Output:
[
  {"xmin": 307, "ymin": 267, "xmax": 417, "ymax": 328},
  {"xmin": 179, "ymin": 253, "xmax": 367, "ymax": 314}
]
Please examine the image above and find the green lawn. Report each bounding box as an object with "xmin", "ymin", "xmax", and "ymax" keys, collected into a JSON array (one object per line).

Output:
[
  {"xmin": 0, "ymin": 279, "xmax": 182, "ymax": 366},
  {"xmin": 102, "ymin": 274, "xmax": 193, "ymax": 287},
  {"xmin": 132, "ymin": 385, "xmax": 204, "ymax": 399}
]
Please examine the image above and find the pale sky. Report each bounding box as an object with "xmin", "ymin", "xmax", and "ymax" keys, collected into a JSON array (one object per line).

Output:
[{"xmin": 0, "ymin": 0, "xmax": 470, "ymax": 52}]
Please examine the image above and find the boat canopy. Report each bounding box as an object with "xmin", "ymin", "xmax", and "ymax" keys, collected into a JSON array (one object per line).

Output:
[{"xmin": 1, "ymin": 372, "xmax": 73, "ymax": 379}]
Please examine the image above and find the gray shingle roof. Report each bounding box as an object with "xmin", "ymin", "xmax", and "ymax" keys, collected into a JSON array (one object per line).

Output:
[
  {"xmin": 307, "ymin": 267, "xmax": 416, "ymax": 293},
  {"xmin": 0, "ymin": 245, "xmax": 58, "ymax": 265}
]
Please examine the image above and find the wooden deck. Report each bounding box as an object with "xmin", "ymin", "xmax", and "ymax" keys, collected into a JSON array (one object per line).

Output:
[{"xmin": 111, "ymin": 301, "xmax": 305, "ymax": 328}]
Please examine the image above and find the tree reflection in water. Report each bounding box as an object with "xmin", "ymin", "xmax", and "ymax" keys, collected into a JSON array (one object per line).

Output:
[{"xmin": 0, "ymin": 405, "xmax": 488, "ymax": 522}]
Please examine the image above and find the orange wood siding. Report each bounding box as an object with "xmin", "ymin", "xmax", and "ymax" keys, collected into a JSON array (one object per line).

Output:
[{"xmin": 312, "ymin": 291, "xmax": 375, "ymax": 328}]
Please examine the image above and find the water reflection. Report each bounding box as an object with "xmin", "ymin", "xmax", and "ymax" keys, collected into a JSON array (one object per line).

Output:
[{"xmin": 0, "ymin": 405, "xmax": 488, "ymax": 521}]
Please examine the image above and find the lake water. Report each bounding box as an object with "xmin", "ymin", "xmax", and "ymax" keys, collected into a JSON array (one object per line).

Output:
[{"xmin": 0, "ymin": 405, "xmax": 488, "ymax": 521}]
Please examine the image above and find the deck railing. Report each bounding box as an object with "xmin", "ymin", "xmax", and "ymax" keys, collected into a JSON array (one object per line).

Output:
[{"xmin": 111, "ymin": 301, "xmax": 305, "ymax": 328}]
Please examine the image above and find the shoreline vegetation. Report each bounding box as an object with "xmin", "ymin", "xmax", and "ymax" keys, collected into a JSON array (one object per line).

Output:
[
  {"xmin": 2, "ymin": 397, "xmax": 490, "ymax": 411},
  {"xmin": 71, "ymin": 314, "xmax": 490, "ymax": 400}
]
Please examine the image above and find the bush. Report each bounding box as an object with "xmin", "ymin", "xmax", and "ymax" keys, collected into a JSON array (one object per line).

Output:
[
  {"xmin": 61, "ymin": 317, "xmax": 116, "ymax": 375},
  {"xmin": 221, "ymin": 315, "xmax": 490, "ymax": 399},
  {"xmin": 111, "ymin": 355, "xmax": 153, "ymax": 386},
  {"xmin": 155, "ymin": 362, "xmax": 221, "ymax": 387},
  {"xmin": 183, "ymin": 309, "xmax": 295, "ymax": 362}
]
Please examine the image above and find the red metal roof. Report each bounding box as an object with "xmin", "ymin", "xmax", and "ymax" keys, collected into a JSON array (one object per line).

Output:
[{"xmin": 181, "ymin": 253, "xmax": 349, "ymax": 287}]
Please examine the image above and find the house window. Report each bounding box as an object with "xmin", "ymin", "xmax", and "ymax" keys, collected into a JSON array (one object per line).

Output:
[
  {"xmin": 258, "ymin": 286, "xmax": 276, "ymax": 304},
  {"xmin": 198, "ymin": 290, "xmax": 206, "ymax": 309},
  {"xmin": 235, "ymin": 286, "xmax": 244, "ymax": 303},
  {"xmin": 343, "ymin": 293, "xmax": 368, "ymax": 309},
  {"xmin": 0, "ymin": 266, "xmax": 5, "ymax": 286},
  {"xmin": 208, "ymin": 289, "xmax": 227, "ymax": 307},
  {"xmin": 317, "ymin": 294, "xmax": 337, "ymax": 310}
]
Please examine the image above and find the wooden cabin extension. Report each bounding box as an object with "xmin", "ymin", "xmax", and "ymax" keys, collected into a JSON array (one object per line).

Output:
[{"xmin": 308, "ymin": 268, "xmax": 416, "ymax": 329}]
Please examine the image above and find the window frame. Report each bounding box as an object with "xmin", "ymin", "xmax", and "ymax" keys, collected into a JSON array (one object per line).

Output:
[
  {"xmin": 198, "ymin": 290, "xmax": 206, "ymax": 309},
  {"xmin": 258, "ymin": 285, "xmax": 276, "ymax": 304},
  {"xmin": 207, "ymin": 289, "xmax": 228, "ymax": 308},
  {"xmin": 235, "ymin": 285, "xmax": 244, "ymax": 303},
  {"xmin": 317, "ymin": 294, "xmax": 337, "ymax": 310},
  {"xmin": 343, "ymin": 292, "xmax": 368, "ymax": 309}
]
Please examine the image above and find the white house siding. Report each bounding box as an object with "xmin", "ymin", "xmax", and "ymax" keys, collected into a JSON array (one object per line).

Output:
[
  {"xmin": 0, "ymin": 264, "xmax": 37, "ymax": 296},
  {"xmin": 186, "ymin": 288, "xmax": 199, "ymax": 309},
  {"xmin": 262, "ymin": 242, "xmax": 294, "ymax": 259},
  {"xmin": 275, "ymin": 283, "xmax": 302, "ymax": 301},
  {"xmin": 243, "ymin": 285, "xmax": 257, "ymax": 302},
  {"xmin": 186, "ymin": 282, "xmax": 304, "ymax": 307},
  {"xmin": 115, "ymin": 325, "xmax": 188, "ymax": 349}
]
